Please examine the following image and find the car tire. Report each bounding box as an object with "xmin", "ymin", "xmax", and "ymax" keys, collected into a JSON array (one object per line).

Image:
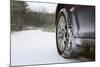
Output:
[{"xmin": 56, "ymin": 8, "xmax": 76, "ymax": 58}]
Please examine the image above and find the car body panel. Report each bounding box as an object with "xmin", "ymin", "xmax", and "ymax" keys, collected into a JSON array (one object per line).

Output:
[{"xmin": 74, "ymin": 6, "xmax": 95, "ymax": 38}]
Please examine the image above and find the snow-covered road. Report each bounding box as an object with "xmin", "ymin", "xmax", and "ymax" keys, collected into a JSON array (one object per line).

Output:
[{"xmin": 11, "ymin": 30, "xmax": 86, "ymax": 66}]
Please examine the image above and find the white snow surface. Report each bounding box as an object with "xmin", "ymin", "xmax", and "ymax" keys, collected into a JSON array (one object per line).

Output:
[{"xmin": 11, "ymin": 30, "xmax": 83, "ymax": 66}]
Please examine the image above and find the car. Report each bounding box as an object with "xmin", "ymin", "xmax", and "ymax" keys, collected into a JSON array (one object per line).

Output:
[{"xmin": 55, "ymin": 4, "xmax": 95, "ymax": 59}]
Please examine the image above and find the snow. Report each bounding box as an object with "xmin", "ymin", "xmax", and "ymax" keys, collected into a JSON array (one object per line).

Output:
[{"xmin": 11, "ymin": 30, "xmax": 85, "ymax": 66}]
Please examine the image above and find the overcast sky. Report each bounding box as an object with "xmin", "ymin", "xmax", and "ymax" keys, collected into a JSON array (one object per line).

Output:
[{"xmin": 26, "ymin": 2, "xmax": 57, "ymax": 13}]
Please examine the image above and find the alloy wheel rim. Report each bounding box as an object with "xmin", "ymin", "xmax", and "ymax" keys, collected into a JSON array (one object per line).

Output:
[
  {"xmin": 57, "ymin": 16, "xmax": 67, "ymax": 52},
  {"xmin": 57, "ymin": 15, "xmax": 73, "ymax": 54}
]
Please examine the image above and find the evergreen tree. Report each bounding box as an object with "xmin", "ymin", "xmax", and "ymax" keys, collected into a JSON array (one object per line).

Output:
[{"xmin": 11, "ymin": 0, "xmax": 27, "ymax": 31}]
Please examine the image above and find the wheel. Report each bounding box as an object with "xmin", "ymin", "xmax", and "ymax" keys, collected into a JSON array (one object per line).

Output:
[{"xmin": 56, "ymin": 8, "xmax": 76, "ymax": 58}]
